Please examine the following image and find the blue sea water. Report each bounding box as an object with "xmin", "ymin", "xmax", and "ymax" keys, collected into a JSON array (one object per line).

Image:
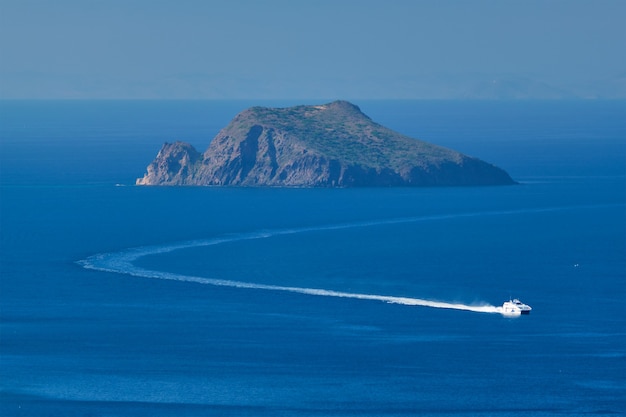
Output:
[{"xmin": 1, "ymin": 100, "xmax": 625, "ymax": 416}]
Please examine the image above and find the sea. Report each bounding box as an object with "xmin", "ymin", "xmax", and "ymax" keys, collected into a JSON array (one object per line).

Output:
[{"xmin": 0, "ymin": 100, "xmax": 624, "ymax": 416}]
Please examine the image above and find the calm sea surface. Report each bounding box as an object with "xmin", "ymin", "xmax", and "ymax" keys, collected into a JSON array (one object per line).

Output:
[{"xmin": 1, "ymin": 100, "xmax": 625, "ymax": 416}]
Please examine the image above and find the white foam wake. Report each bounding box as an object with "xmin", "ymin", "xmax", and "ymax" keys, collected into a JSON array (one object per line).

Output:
[
  {"xmin": 80, "ymin": 252, "xmax": 503, "ymax": 314},
  {"xmin": 79, "ymin": 205, "xmax": 612, "ymax": 314}
]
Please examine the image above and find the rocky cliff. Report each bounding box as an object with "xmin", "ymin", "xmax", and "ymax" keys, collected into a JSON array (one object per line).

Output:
[{"xmin": 136, "ymin": 101, "xmax": 515, "ymax": 187}]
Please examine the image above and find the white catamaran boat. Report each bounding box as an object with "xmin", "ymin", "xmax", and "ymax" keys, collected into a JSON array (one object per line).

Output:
[{"xmin": 502, "ymin": 299, "xmax": 532, "ymax": 315}]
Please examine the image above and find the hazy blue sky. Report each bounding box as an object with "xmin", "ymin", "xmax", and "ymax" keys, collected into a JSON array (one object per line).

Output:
[{"xmin": 1, "ymin": 0, "xmax": 624, "ymax": 99}]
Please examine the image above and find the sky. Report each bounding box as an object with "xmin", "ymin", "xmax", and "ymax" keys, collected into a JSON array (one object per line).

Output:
[{"xmin": 1, "ymin": 0, "xmax": 625, "ymax": 99}]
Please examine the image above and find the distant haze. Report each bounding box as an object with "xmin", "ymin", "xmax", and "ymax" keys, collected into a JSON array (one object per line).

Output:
[{"xmin": 1, "ymin": 0, "xmax": 625, "ymax": 99}]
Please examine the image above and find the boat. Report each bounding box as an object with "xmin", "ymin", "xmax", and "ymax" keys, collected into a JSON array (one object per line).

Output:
[{"xmin": 502, "ymin": 298, "xmax": 532, "ymax": 315}]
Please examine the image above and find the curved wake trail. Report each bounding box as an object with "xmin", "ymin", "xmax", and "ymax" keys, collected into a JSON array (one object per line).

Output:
[
  {"xmin": 80, "ymin": 249, "xmax": 502, "ymax": 314},
  {"xmin": 79, "ymin": 204, "xmax": 619, "ymax": 314}
]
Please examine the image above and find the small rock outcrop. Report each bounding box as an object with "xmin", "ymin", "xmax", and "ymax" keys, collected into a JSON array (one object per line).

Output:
[{"xmin": 137, "ymin": 101, "xmax": 515, "ymax": 187}]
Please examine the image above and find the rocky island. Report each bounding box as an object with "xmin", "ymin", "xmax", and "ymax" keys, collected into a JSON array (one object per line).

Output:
[{"xmin": 136, "ymin": 101, "xmax": 515, "ymax": 187}]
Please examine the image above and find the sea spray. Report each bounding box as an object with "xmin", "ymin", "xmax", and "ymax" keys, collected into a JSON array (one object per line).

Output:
[
  {"xmin": 76, "ymin": 209, "xmax": 550, "ymax": 315},
  {"xmin": 79, "ymin": 206, "xmax": 604, "ymax": 313},
  {"xmin": 82, "ymin": 205, "xmax": 618, "ymax": 315},
  {"xmin": 81, "ymin": 256, "xmax": 504, "ymax": 315},
  {"xmin": 83, "ymin": 205, "xmax": 615, "ymax": 315}
]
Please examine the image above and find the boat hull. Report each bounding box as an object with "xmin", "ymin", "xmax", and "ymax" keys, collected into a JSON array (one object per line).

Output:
[{"xmin": 502, "ymin": 299, "xmax": 532, "ymax": 316}]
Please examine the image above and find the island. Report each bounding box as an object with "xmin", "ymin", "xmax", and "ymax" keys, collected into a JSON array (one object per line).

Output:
[{"xmin": 136, "ymin": 100, "xmax": 515, "ymax": 187}]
